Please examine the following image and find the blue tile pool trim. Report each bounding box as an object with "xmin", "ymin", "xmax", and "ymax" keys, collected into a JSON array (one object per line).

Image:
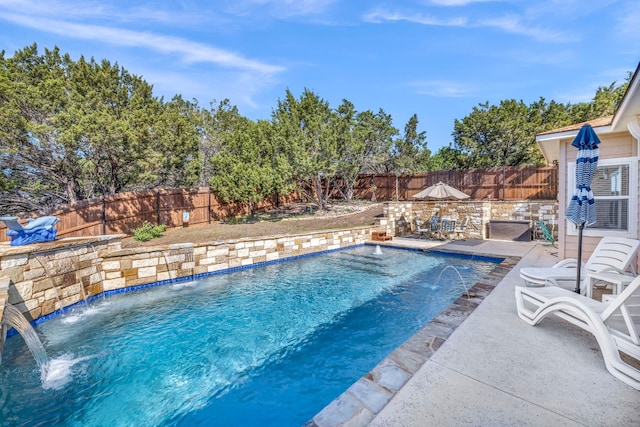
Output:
[
  {"xmin": 364, "ymin": 242, "xmax": 505, "ymax": 264},
  {"xmin": 426, "ymin": 249, "xmax": 505, "ymax": 264},
  {"xmin": 6, "ymin": 243, "xmax": 504, "ymax": 337}
]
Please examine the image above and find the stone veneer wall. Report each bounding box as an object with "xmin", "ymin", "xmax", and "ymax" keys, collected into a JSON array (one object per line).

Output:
[
  {"xmin": 380, "ymin": 200, "xmax": 558, "ymax": 239},
  {"xmin": 0, "ymin": 227, "xmax": 373, "ymax": 333},
  {"xmin": 0, "ymin": 237, "xmax": 118, "ymax": 323},
  {"xmin": 100, "ymin": 227, "xmax": 371, "ymax": 292}
]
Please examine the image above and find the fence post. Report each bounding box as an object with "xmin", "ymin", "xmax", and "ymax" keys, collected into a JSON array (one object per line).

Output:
[
  {"xmin": 208, "ymin": 188, "xmax": 211, "ymax": 224},
  {"xmin": 395, "ymin": 175, "xmax": 399, "ymax": 202},
  {"xmin": 101, "ymin": 196, "xmax": 106, "ymax": 235},
  {"xmin": 502, "ymin": 167, "xmax": 506, "ymax": 201},
  {"xmin": 156, "ymin": 192, "xmax": 160, "ymax": 225}
]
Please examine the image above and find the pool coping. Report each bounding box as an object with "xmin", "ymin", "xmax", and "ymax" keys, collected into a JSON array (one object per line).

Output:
[{"xmin": 305, "ymin": 248, "xmax": 520, "ymax": 427}]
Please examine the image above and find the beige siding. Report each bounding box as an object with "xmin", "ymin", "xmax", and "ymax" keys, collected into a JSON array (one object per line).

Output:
[
  {"xmin": 559, "ymin": 137, "xmax": 568, "ymax": 260},
  {"xmin": 559, "ymin": 131, "xmax": 638, "ymax": 263}
]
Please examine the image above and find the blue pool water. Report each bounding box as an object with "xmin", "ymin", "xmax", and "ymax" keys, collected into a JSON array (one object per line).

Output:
[{"xmin": 0, "ymin": 246, "xmax": 499, "ymax": 426}]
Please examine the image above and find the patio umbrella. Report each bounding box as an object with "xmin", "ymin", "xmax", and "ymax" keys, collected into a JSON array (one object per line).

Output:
[
  {"xmin": 412, "ymin": 181, "xmax": 470, "ymax": 200},
  {"xmin": 566, "ymin": 124, "xmax": 601, "ymax": 294}
]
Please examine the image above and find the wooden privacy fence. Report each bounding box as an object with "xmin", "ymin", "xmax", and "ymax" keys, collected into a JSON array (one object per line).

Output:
[
  {"xmin": 0, "ymin": 166, "xmax": 557, "ymax": 242},
  {"xmin": 0, "ymin": 188, "xmax": 297, "ymax": 242},
  {"xmin": 353, "ymin": 166, "xmax": 558, "ymax": 202}
]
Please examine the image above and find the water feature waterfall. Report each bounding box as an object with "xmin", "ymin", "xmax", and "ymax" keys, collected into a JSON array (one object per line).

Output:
[
  {"xmin": 34, "ymin": 243, "xmax": 105, "ymax": 307},
  {"xmin": 32, "ymin": 250, "xmax": 64, "ymax": 310},
  {"xmin": 163, "ymin": 243, "xmax": 196, "ymax": 283},
  {"xmin": 86, "ymin": 242, "xmax": 105, "ymax": 300},
  {"xmin": 2, "ymin": 304, "xmax": 49, "ymax": 377}
]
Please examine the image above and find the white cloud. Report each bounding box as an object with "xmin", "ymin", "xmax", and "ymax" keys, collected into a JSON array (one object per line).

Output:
[
  {"xmin": 143, "ymin": 68, "xmax": 277, "ymax": 112},
  {"xmin": 0, "ymin": 0, "xmax": 225, "ymax": 27},
  {"xmin": 363, "ymin": 9, "xmax": 467, "ymax": 26},
  {"xmin": 0, "ymin": 12, "xmax": 283, "ymax": 75},
  {"xmin": 616, "ymin": 3, "xmax": 640, "ymax": 39},
  {"xmin": 480, "ymin": 15, "xmax": 571, "ymax": 42},
  {"xmin": 225, "ymin": 0, "xmax": 338, "ymax": 18},
  {"xmin": 364, "ymin": 8, "xmax": 569, "ymax": 42},
  {"xmin": 410, "ymin": 80, "xmax": 472, "ymax": 97}
]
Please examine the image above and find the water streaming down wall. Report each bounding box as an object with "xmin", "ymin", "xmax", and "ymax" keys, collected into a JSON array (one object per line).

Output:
[
  {"xmin": 86, "ymin": 243, "xmax": 106, "ymax": 300},
  {"xmin": 1, "ymin": 304, "xmax": 49, "ymax": 376},
  {"xmin": 33, "ymin": 242, "xmax": 108, "ymax": 310},
  {"xmin": 162, "ymin": 243, "xmax": 195, "ymax": 283},
  {"xmin": 32, "ymin": 250, "xmax": 64, "ymax": 312}
]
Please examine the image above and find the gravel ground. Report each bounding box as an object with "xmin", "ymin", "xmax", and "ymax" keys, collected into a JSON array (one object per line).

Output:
[{"xmin": 122, "ymin": 202, "xmax": 384, "ymax": 248}]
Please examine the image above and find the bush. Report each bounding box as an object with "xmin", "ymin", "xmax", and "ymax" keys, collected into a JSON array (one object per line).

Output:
[{"xmin": 133, "ymin": 221, "xmax": 167, "ymax": 242}]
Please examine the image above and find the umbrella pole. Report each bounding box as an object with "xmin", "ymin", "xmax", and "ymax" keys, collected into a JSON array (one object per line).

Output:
[{"xmin": 575, "ymin": 224, "xmax": 584, "ymax": 294}]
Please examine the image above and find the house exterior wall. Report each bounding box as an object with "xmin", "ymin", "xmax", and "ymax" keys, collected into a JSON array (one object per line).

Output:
[{"xmin": 558, "ymin": 131, "xmax": 638, "ymax": 264}]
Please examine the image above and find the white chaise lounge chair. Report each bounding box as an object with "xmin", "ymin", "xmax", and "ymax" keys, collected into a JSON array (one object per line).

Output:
[
  {"xmin": 515, "ymin": 277, "xmax": 640, "ymax": 390},
  {"xmin": 519, "ymin": 237, "xmax": 640, "ymax": 293}
]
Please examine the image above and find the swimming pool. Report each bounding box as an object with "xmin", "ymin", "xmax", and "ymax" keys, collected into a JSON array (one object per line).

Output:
[{"xmin": 0, "ymin": 245, "xmax": 500, "ymax": 426}]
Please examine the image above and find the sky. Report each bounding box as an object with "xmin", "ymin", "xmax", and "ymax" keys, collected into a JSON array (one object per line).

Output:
[{"xmin": 0, "ymin": 0, "xmax": 638, "ymax": 152}]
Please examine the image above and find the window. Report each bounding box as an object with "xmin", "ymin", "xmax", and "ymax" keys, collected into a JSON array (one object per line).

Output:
[{"xmin": 567, "ymin": 157, "xmax": 638, "ymax": 237}]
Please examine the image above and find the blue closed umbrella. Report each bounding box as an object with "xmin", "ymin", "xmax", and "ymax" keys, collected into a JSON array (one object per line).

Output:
[{"xmin": 566, "ymin": 124, "xmax": 600, "ymax": 294}]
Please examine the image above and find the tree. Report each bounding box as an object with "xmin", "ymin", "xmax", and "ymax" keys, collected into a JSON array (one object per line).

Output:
[
  {"xmin": 452, "ymin": 99, "xmax": 552, "ymax": 168},
  {"xmin": 272, "ymin": 88, "xmax": 338, "ymax": 210},
  {"xmin": 331, "ymin": 99, "xmax": 361, "ymax": 201},
  {"xmin": 356, "ymin": 109, "xmax": 398, "ymax": 174},
  {"xmin": 332, "ymin": 101, "xmax": 398, "ymax": 201},
  {"xmin": 0, "ymin": 44, "xmax": 81, "ymax": 213},
  {"xmin": 0, "ymin": 44, "xmax": 202, "ymax": 215},
  {"xmin": 143, "ymin": 95, "xmax": 201, "ymax": 189},
  {"xmin": 209, "ymin": 117, "xmax": 278, "ymax": 215},
  {"xmin": 62, "ymin": 55, "xmax": 165, "ymax": 196},
  {"xmin": 196, "ymin": 99, "xmax": 243, "ymax": 187},
  {"xmin": 391, "ymin": 114, "xmax": 429, "ymax": 173},
  {"xmin": 429, "ymin": 146, "xmax": 468, "ymax": 171},
  {"xmin": 569, "ymin": 79, "xmax": 630, "ymax": 123}
]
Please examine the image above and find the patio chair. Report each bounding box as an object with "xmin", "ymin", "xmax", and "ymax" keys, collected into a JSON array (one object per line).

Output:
[
  {"xmin": 453, "ymin": 217, "xmax": 469, "ymax": 240},
  {"xmin": 514, "ymin": 276, "xmax": 640, "ymax": 390},
  {"xmin": 428, "ymin": 216, "xmax": 442, "ymax": 239},
  {"xmin": 535, "ymin": 220, "xmax": 557, "ymax": 248},
  {"xmin": 414, "ymin": 218, "xmax": 431, "ymax": 239},
  {"xmin": 519, "ymin": 237, "xmax": 640, "ymax": 293},
  {"xmin": 439, "ymin": 218, "xmax": 456, "ymax": 240}
]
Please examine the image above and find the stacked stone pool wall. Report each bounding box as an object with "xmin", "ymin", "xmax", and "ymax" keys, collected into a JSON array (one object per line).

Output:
[{"xmin": 0, "ymin": 226, "xmax": 373, "ymax": 357}]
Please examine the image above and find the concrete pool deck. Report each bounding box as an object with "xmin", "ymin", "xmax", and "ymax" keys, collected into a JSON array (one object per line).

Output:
[
  {"xmin": 372, "ymin": 238, "xmax": 639, "ymax": 426},
  {"xmin": 314, "ymin": 238, "xmax": 639, "ymax": 426}
]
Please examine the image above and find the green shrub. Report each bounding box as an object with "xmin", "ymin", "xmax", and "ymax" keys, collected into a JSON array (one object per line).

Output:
[{"xmin": 133, "ymin": 221, "xmax": 167, "ymax": 241}]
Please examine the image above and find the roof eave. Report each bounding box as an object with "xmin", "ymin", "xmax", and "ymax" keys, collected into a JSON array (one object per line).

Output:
[{"xmin": 536, "ymin": 125, "xmax": 614, "ymax": 164}]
